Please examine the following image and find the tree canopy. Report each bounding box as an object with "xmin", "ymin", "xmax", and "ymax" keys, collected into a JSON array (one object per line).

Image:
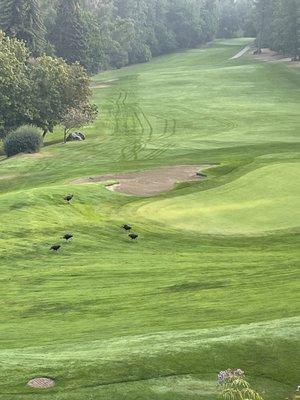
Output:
[
  {"xmin": 1, "ymin": 0, "xmax": 299, "ymax": 73},
  {"xmin": 254, "ymin": 0, "xmax": 299, "ymax": 59},
  {"xmin": 0, "ymin": 30, "xmax": 95, "ymax": 138}
]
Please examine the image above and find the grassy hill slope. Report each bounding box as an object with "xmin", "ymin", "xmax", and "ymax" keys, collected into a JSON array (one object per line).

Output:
[{"xmin": 0, "ymin": 39, "xmax": 299, "ymax": 399}]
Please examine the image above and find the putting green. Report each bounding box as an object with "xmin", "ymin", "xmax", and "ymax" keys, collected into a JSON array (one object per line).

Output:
[{"xmin": 136, "ymin": 163, "xmax": 300, "ymax": 235}]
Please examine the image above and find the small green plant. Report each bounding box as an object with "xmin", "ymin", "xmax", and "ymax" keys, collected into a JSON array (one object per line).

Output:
[
  {"xmin": 4, "ymin": 125, "xmax": 43, "ymax": 157},
  {"xmin": 218, "ymin": 370, "xmax": 264, "ymax": 400}
]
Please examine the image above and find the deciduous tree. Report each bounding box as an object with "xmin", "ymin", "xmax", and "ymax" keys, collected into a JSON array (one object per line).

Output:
[
  {"xmin": 29, "ymin": 56, "xmax": 94, "ymax": 137},
  {"xmin": 61, "ymin": 104, "xmax": 98, "ymax": 143},
  {"xmin": 0, "ymin": 31, "xmax": 31, "ymax": 136}
]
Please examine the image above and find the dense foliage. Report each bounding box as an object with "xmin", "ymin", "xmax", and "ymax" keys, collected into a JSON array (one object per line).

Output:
[
  {"xmin": 0, "ymin": 0, "xmax": 46, "ymax": 55},
  {"xmin": 1, "ymin": 0, "xmax": 298, "ymax": 73},
  {"xmin": 47, "ymin": 0, "xmax": 221, "ymax": 73},
  {"xmin": 0, "ymin": 31, "xmax": 30, "ymax": 137},
  {"xmin": 254, "ymin": 0, "xmax": 300, "ymax": 59},
  {"xmin": 217, "ymin": 0, "xmax": 256, "ymax": 38},
  {"xmin": 3, "ymin": 125, "xmax": 43, "ymax": 157},
  {"xmin": 0, "ymin": 31, "xmax": 95, "ymax": 138}
]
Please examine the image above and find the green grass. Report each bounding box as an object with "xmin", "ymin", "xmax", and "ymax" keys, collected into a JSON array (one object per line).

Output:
[
  {"xmin": 135, "ymin": 162, "xmax": 300, "ymax": 235},
  {"xmin": 0, "ymin": 39, "xmax": 299, "ymax": 399}
]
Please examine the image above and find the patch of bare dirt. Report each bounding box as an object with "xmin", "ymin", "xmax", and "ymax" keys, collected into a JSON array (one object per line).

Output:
[
  {"xmin": 91, "ymin": 78, "xmax": 119, "ymax": 89},
  {"xmin": 72, "ymin": 164, "xmax": 215, "ymax": 197},
  {"xmin": 13, "ymin": 152, "xmax": 53, "ymax": 160},
  {"xmin": 0, "ymin": 173, "xmax": 20, "ymax": 180},
  {"xmin": 27, "ymin": 377, "xmax": 55, "ymax": 389},
  {"xmin": 251, "ymin": 48, "xmax": 300, "ymax": 67},
  {"xmin": 92, "ymin": 83, "xmax": 112, "ymax": 89}
]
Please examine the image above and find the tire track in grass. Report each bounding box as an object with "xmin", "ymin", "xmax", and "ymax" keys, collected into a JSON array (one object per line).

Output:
[{"xmin": 107, "ymin": 91, "xmax": 177, "ymax": 161}]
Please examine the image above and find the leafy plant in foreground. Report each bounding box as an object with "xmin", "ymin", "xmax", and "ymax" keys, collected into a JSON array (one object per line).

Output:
[{"xmin": 218, "ymin": 369, "xmax": 265, "ymax": 400}]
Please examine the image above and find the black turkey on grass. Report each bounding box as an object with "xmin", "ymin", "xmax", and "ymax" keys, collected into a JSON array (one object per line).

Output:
[
  {"xmin": 63, "ymin": 234, "xmax": 73, "ymax": 241},
  {"xmin": 129, "ymin": 233, "xmax": 138, "ymax": 241},
  {"xmin": 122, "ymin": 224, "xmax": 132, "ymax": 231},
  {"xmin": 64, "ymin": 194, "xmax": 74, "ymax": 203},
  {"xmin": 50, "ymin": 245, "xmax": 61, "ymax": 252}
]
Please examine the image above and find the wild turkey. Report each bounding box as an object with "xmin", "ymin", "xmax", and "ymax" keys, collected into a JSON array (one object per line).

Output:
[
  {"xmin": 123, "ymin": 224, "xmax": 132, "ymax": 231},
  {"xmin": 63, "ymin": 234, "xmax": 73, "ymax": 241},
  {"xmin": 129, "ymin": 233, "xmax": 138, "ymax": 241},
  {"xmin": 50, "ymin": 245, "xmax": 61, "ymax": 252},
  {"xmin": 64, "ymin": 194, "xmax": 74, "ymax": 203}
]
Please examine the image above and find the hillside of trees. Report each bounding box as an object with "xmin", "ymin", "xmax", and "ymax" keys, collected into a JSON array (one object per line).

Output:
[
  {"xmin": 0, "ymin": 0, "xmax": 298, "ymax": 74},
  {"xmin": 255, "ymin": 0, "xmax": 300, "ymax": 60}
]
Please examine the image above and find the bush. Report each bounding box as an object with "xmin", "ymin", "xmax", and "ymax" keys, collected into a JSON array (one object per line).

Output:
[{"xmin": 4, "ymin": 125, "xmax": 43, "ymax": 157}]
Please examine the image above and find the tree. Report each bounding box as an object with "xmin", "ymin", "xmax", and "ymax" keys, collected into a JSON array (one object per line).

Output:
[
  {"xmin": 0, "ymin": 0, "xmax": 46, "ymax": 55},
  {"xmin": 235, "ymin": 0, "xmax": 256, "ymax": 37},
  {"xmin": 254, "ymin": 0, "xmax": 273, "ymax": 52},
  {"xmin": 0, "ymin": 30, "xmax": 31, "ymax": 136},
  {"xmin": 29, "ymin": 56, "xmax": 95, "ymax": 137},
  {"xmin": 271, "ymin": 0, "xmax": 300, "ymax": 60},
  {"xmin": 217, "ymin": 0, "xmax": 239, "ymax": 39},
  {"xmin": 0, "ymin": 30, "xmax": 96, "ymax": 140},
  {"xmin": 253, "ymin": 0, "xmax": 300, "ymax": 59},
  {"xmin": 51, "ymin": 0, "xmax": 87, "ymax": 65},
  {"xmin": 61, "ymin": 104, "xmax": 98, "ymax": 143}
]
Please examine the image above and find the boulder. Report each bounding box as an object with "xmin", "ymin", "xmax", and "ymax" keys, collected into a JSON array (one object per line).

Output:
[{"xmin": 66, "ymin": 132, "xmax": 86, "ymax": 142}]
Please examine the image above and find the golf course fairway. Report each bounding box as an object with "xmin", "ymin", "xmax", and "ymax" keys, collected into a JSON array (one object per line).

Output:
[{"xmin": 0, "ymin": 39, "xmax": 299, "ymax": 399}]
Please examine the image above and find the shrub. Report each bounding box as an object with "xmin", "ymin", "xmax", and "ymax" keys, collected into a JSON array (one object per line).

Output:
[{"xmin": 4, "ymin": 125, "xmax": 43, "ymax": 157}]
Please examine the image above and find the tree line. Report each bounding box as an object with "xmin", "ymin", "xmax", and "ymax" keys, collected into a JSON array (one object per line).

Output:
[
  {"xmin": 0, "ymin": 0, "xmax": 220, "ymax": 73},
  {"xmin": 1, "ymin": 0, "xmax": 298, "ymax": 73},
  {"xmin": 254, "ymin": 0, "xmax": 299, "ymax": 60}
]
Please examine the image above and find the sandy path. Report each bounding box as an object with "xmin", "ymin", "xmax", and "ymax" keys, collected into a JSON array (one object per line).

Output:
[{"xmin": 230, "ymin": 45, "xmax": 252, "ymax": 60}]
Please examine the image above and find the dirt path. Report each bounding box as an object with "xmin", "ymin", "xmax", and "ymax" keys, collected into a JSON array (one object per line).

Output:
[
  {"xmin": 230, "ymin": 45, "xmax": 252, "ymax": 60},
  {"xmin": 251, "ymin": 48, "xmax": 300, "ymax": 67},
  {"xmin": 72, "ymin": 165, "xmax": 215, "ymax": 197}
]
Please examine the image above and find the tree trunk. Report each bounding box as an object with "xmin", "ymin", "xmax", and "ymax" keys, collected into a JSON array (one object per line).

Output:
[{"xmin": 64, "ymin": 129, "xmax": 69, "ymax": 143}]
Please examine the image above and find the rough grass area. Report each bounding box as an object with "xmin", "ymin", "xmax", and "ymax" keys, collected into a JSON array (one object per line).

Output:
[{"xmin": 0, "ymin": 38, "xmax": 299, "ymax": 399}]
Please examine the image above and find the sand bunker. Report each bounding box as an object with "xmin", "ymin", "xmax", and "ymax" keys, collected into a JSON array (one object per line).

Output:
[
  {"xmin": 27, "ymin": 377, "xmax": 55, "ymax": 389},
  {"xmin": 72, "ymin": 165, "xmax": 214, "ymax": 196}
]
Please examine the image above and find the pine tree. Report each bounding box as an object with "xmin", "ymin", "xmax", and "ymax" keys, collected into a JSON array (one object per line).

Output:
[
  {"xmin": 51, "ymin": 0, "xmax": 87, "ymax": 65},
  {"xmin": 254, "ymin": 0, "xmax": 273, "ymax": 52},
  {"xmin": 0, "ymin": 0, "xmax": 45, "ymax": 55},
  {"xmin": 284, "ymin": 0, "xmax": 300, "ymax": 60}
]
